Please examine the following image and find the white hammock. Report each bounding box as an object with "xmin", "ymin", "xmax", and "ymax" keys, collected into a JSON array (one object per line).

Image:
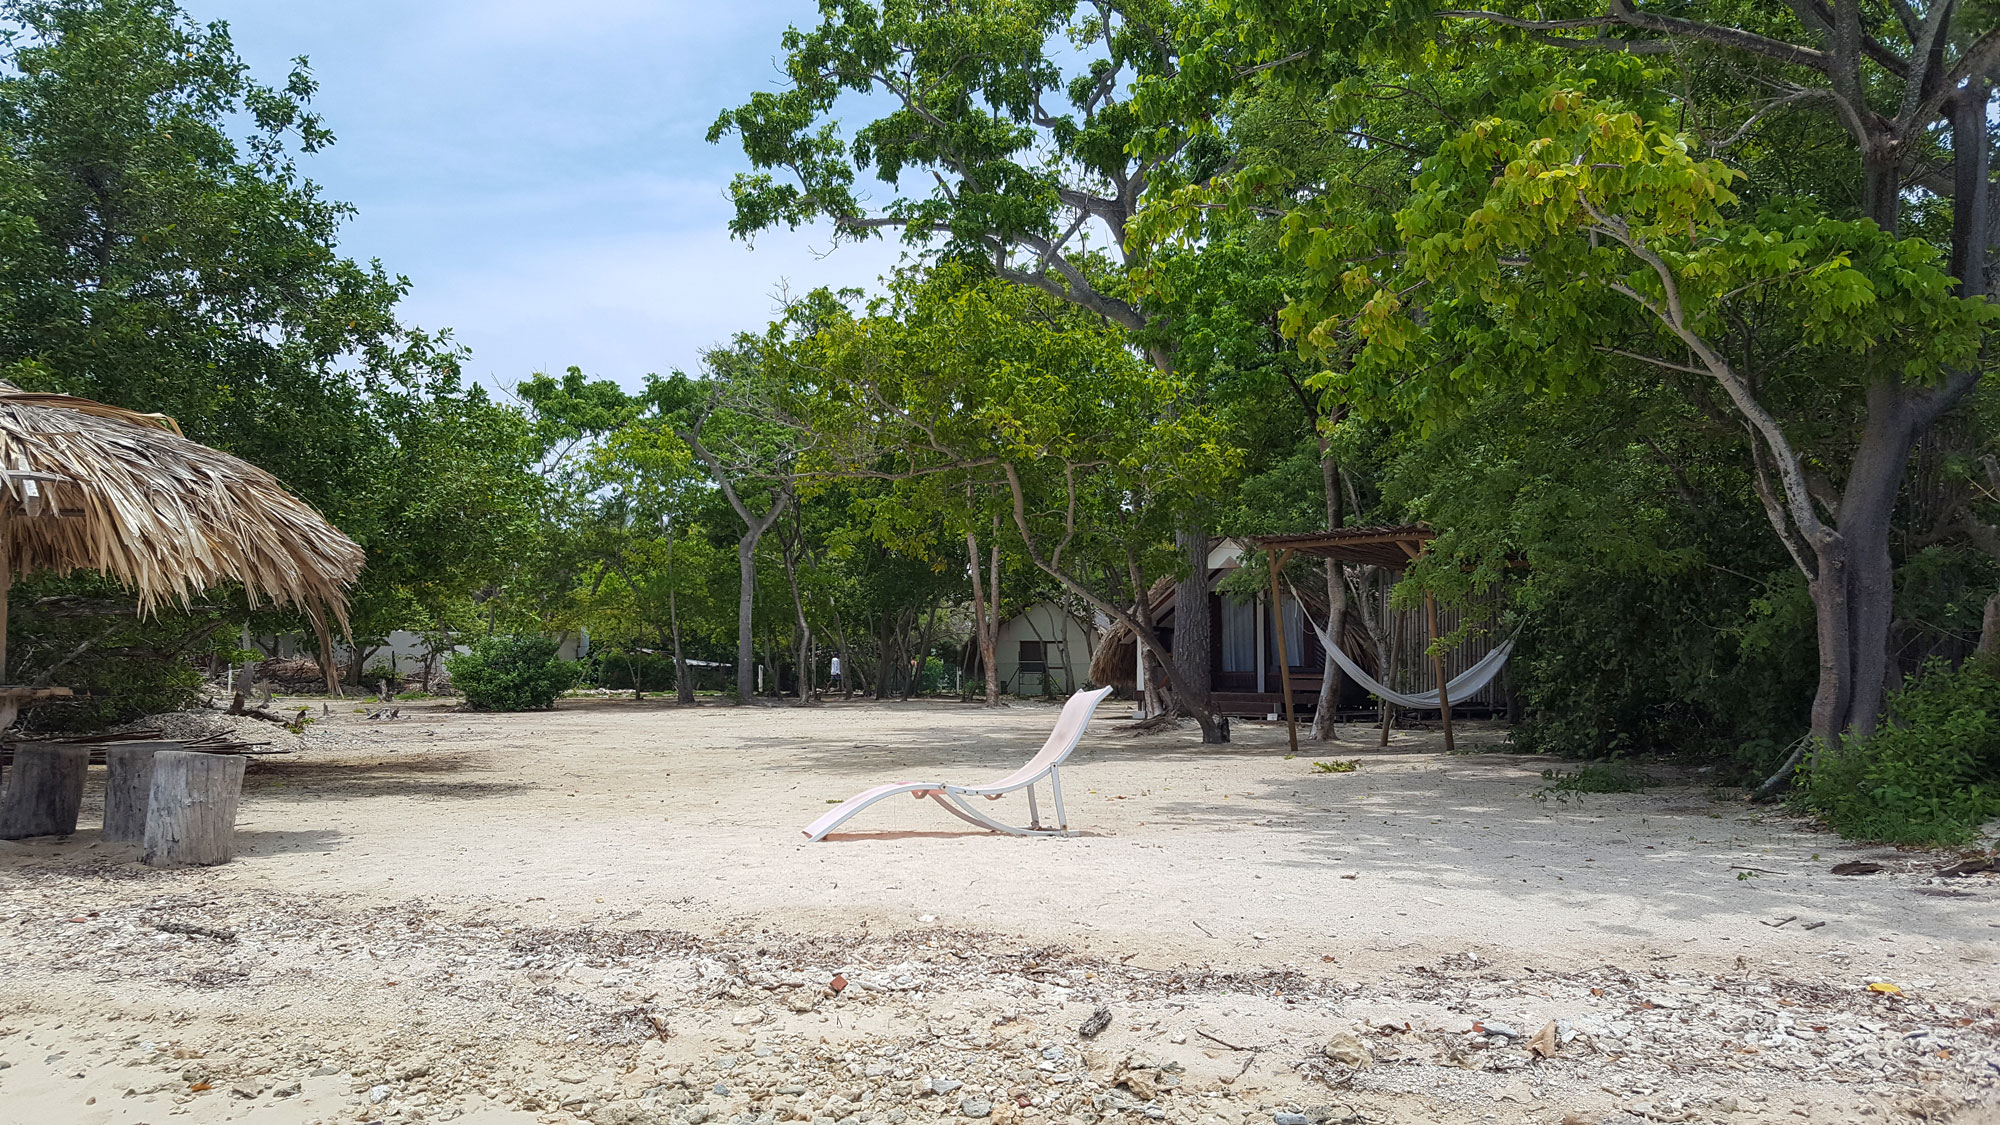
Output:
[{"xmin": 1286, "ymin": 579, "xmax": 1515, "ymax": 709}]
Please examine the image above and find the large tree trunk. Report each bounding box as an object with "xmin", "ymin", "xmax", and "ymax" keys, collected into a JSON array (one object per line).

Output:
[
  {"xmin": 967, "ymin": 530, "xmax": 1002, "ymax": 706},
  {"xmin": 1172, "ymin": 528, "xmax": 1225, "ymax": 743},
  {"xmin": 1816, "ymin": 381, "xmax": 1924, "ymax": 744},
  {"xmin": 1311, "ymin": 435, "xmax": 1347, "ymax": 741},
  {"xmin": 1757, "ymin": 379, "xmax": 1950, "ymax": 798},
  {"xmin": 734, "ymin": 533, "xmax": 760, "ymax": 702}
]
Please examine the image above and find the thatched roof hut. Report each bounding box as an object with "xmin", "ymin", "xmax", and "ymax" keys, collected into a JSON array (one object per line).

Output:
[{"xmin": 0, "ymin": 383, "xmax": 365, "ymax": 687}]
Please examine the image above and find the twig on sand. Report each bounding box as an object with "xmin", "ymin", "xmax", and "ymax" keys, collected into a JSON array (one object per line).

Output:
[
  {"xmin": 1198, "ymin": 1028, "xmax": 1259, "ymax": 1051},
  {"xmin": 1192, "ymin": 920, "xmax": 1217, "ymax": 938},
  {"xmin": 1730, "ymin": 865, "xmax": 1794, "ymax": 876}
]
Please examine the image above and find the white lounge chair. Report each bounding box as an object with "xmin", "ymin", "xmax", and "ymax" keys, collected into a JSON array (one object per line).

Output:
[{"xmin": 803, "ymin": 685, "xmax": 1115, "ymax": 842}]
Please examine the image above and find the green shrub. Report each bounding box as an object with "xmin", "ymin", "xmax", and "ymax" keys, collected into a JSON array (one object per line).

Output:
[
  {"xmin": 7, "ymin": 574, "xmax": 218, "ymax": 732},
  {"xmin": 1533, "ymin": 762, "xmax": 1654, "ymax": 802},
  {"xmin": 596, "ymin": 651, "xmax": 676, "ymax": 693},
  {"xmin": 1799, "ymin": 661, "xmax": 2000, "ymax": 847},
  {"xmin": 446, "ymin": 634, "xmax": 579, "ymax": 711}
]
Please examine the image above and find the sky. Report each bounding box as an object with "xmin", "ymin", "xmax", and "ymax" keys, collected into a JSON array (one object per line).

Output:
[{"xmin": 179, "ymin": 0, "xmax": 906, "ymax": 392}]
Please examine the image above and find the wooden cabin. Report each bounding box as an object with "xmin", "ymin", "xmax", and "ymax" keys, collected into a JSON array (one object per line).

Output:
[{"xmin": 1088, "ymin": 529, "xmax": 1509, "ymax": 721}]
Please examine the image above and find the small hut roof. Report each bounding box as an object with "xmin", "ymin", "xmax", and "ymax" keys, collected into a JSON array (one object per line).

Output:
[
  {"xmin": 1250, "ymin": 525, "xmax": 1434, "ymax": 568},
  {"xmin": 1086, "ymin": 576, "xmax": 1183, "ymax": 692},
  {"xmin": 0, "ymin": 384, "xmax": 364, "ymax": 626}
]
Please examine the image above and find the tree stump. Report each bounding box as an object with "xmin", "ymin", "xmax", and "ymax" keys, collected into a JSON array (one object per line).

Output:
[
  {"xmin": 103, "ymin": 742, "xmax": 182, "ymax": 844},
  {"xmin": 142, "ymin": 751, "xmax": 247, "ymax": 868},
  {"xmin": 0, "ymin": 743, "xmax": 89, "ymax": 839}
]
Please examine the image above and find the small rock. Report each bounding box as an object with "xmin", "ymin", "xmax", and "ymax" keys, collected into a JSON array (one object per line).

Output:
[
  {"xmin": 731, "ymin": 1008, "xmax": 767, "ymax": 1027},
  {"xmin": 784, "ymin": 988, "xmax": 824, "ymax": 1014},
  {"xmin": 1321, "ymin": 1031, "xmax": 1372, "ymax": 1069},
  {"xmin": 714, "ymin": 1083, "xmax": 731, "ymax": 1096},
  {"xmin": 960, "ymin": 1097, "xmax": 993, "ymax": 1118},
  {"xmin": 1478, "ymin": 1022, "xmax": 1520, "ymax": 1040},
  {"xmin": 272, "ymin": 1083, "xmax": 301, "ymax": 1099},
  {"xmin": 930, "ymin": 1077, "xmax": 964, "ymax": 1096},
  {"xmin": 369, "ymin": 1084, "xmax": 392, "ymax": 1104},
  {"xmin": 1273, "ymin": 1114, "xmax": 1310, "ymax": 1125},
  {"xmin": 1041, "ymin": 1046, "xmax": 1065, "ymax": 1062}
]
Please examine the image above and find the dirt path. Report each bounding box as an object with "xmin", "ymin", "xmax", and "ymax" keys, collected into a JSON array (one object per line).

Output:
[{"xmin": 1, "ymin": 698, "xmax": 1994, "ymax": 1125}]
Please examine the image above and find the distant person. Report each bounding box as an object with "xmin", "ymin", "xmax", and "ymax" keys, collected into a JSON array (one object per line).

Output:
[{"xmin": 829, "ymin": 654, "xmax": 842, "ymax": 692}]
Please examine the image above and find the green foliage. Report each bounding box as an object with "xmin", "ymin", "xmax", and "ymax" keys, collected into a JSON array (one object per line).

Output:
[
  {"xmin": 1312, "ymin": 759, "xmax": 1357, "ymax": 773},
  {"xmin": 446, "ymin": 634, "xmax": 579, "ymax": 712},
  {"xmin": 1533, "ymin": 762, "xmax": 1653, "ymax": 802},
  {"xmin": 1799, "ymin": 663, "xmax": 2000, "ymax": 847},
  {"xmin": 6, "ymin": 576, "xmax": 223, "ymax": 731},
  {"xmin": 595, "ymin": 650, "xmax": 677, "ymax": 694}
]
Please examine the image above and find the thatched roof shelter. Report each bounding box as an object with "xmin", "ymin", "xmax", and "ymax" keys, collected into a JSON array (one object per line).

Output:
[{"xmin": 0, "ymin": 383, "xmax": 365, "ymax": 689}]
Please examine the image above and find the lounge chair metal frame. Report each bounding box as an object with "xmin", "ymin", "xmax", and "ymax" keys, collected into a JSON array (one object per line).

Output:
[{"xmin": 802, "ymin": 686, "xmax": 1114, "ymax": 842}]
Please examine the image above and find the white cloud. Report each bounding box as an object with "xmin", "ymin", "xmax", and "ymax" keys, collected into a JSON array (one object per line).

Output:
[{"xmin": 181, "ymin": 0, "xmax": 910, "ymax": 392}]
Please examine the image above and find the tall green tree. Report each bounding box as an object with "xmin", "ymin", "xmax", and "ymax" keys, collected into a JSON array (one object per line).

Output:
[
  {"xmin": 713, "ymin": 0, "xmax": 1257, "ymax": 738},
  {"xmin": 0, "ymin": 0, "xmax": 544, "ymax": 709},
  {"xmin": 1149, "ymin": 5, "xmax": 1998, "ymax": 781}
]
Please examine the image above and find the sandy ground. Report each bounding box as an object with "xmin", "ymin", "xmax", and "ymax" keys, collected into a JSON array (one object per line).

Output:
[{"xmin": 0, "ymin": 697, "xmax": 1995, "ymax": 1125}]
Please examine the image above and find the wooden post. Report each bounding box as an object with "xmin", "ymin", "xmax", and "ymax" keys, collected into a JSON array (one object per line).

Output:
[
  {"xmin": 142, "ymin": 751, "xmax": 247, "ymax": 867},
  {"xmin": 0, "ymin": 744, "xmax": 88, "ymax": 839},
  {"xmin": 0, "ymin": 502, "xmax": 11, "ymax": 686},
  {"xmin": 1268, "ymin": 548, "xmax": 1299, "ymax": 757},
  {"xmin": 1426, "ymin": 591, "xmax": 1455, "ymax": 755},
  {"xmin": 1379, "ymin": 575, "xmax": 1396, "ymax": 748},
  {"xmin": 104, "ymin": 742, "xmax": 180, "ymax": 843}
]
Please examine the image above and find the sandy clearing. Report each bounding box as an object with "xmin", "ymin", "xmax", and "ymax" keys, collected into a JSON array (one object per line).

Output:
[{"xmin": 1, "ymin": 697, "xmax": 1994, "ymax": 1125}]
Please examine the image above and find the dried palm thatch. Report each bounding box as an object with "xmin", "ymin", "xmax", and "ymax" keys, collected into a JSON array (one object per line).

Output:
[
  {"xmin": 1088, "ymin": 577, "xmax": 1177, "ymax": 693},
  {"xmin": 0, "ymin": 383, "xmax": 364, "ymax": 683}
]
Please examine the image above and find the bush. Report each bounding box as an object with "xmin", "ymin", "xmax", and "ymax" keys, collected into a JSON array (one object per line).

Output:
[
  {"xmin": 446, "ymin": 634, "xmax": 579, "ymax": 711},
  {"xmin": 1799, "ymin": 661, "xmax": 2000, "ymax": 847},
  {"xmin": 596, "ymin": 651, "xmax": 676, "ymax": 693},
  {"xmin": 1533, "ymin": 761, "xmax": 1655, "ymax": 802},
  {"xmin": 7, "ymin": 574, "xmax": 215, "ymax": 732}
]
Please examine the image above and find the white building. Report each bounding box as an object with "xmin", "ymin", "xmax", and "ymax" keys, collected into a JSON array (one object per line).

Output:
[{"xmin": 990, "ymin": 602, "xmax": 1099, "ymax": 697}]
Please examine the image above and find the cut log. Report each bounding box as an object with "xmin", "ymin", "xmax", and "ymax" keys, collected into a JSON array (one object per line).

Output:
[
  {"xmin": 142, "ymin": 751, "xmax": 247, "ymax": 868},
  {"xmin": 0, "ymin": 743, "xmax": 89, "ymax": 839},
  {"xmin": 103, "ymin": 742, "xmax": 182, "ymax": 844}
]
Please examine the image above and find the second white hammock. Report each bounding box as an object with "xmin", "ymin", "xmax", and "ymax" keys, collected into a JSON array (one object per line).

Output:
[{"xmin": 1285, "ymin": 579, "xmax": 1515, "ymax": 709}]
